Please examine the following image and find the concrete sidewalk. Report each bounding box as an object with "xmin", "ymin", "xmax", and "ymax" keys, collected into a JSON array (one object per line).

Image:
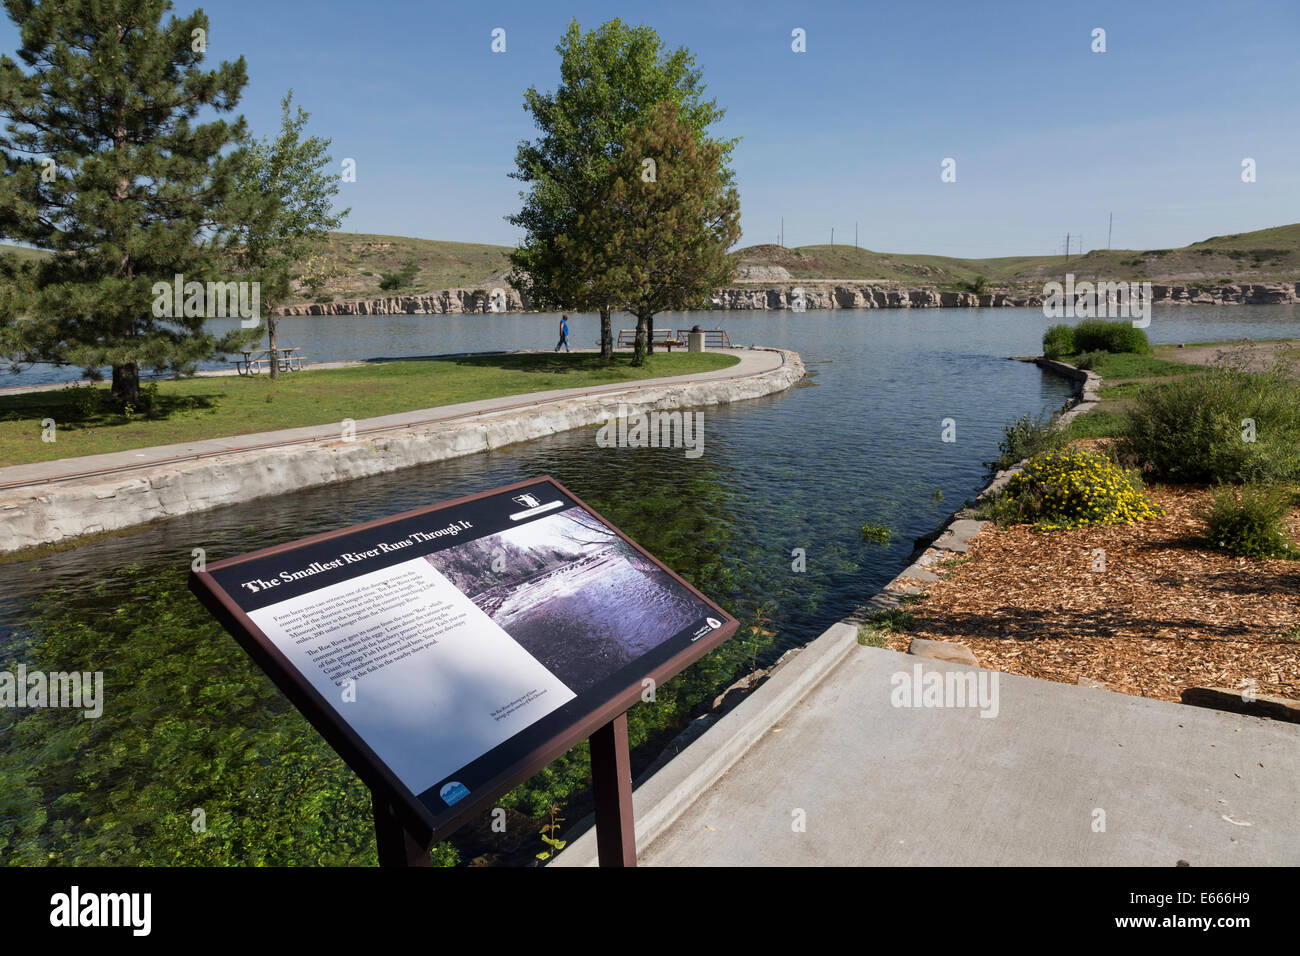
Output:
[
  {"xmin": 0, "ymin": 348, "xmax": 780, "ymax": 488},
  {"xmin": 556, "ymin": 635, "xmax": 1300, "ymax": 867}
]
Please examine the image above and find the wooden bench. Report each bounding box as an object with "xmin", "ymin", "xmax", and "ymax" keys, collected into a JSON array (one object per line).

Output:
[
  {"xmin": 616, "ymin": 329, "xmax": 685, "ymax": 350},
  {"xmin": 236, "ymin": 346, "xmax": 306, "ymax": 375},
  {"xmin": 677, "ymin": 328, "xmax": 733, "ymax": 348}
]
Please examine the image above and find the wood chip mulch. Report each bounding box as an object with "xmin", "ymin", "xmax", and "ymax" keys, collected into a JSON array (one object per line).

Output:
[{"xmin": 883, "ymin": 486, "xmax": 1300, "ymax": 702}]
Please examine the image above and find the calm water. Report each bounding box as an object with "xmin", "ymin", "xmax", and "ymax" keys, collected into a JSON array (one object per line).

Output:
[
  {"xmin": 9, "ymin": 302, "xmax": 1300, "ymax": 387},
  {"xmin": 4, "ymin": 305, "xmax": 1297, "ymax": 651}
]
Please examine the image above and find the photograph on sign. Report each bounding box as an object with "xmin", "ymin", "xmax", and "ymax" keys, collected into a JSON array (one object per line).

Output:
[{"xmin": 191, "ymin": 478, "xmax": 734, "ymax": 834}]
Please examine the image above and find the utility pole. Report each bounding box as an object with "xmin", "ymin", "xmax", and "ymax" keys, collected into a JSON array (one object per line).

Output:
[
  {"xmin": 780, "ymin": 217, "xmax": 784, "ymax": 248},
  {"xmin": 1065, "ymin": 232, "xmax": 1070, "ymax": 267},
  {"xmin": 1107, "ymin": 212, "xmax": 1113, "ymax": 250},
  {"xmin": 831, "ymin": 227, "xmax": 834, "ymax": 247},
  {"xmin": 855, "ymin": 221, "xmax": 858, "ymax": 249}
]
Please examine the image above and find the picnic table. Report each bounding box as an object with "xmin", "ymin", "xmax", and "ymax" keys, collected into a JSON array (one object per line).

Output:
[
  {"xmin": 235, "ymin": 346, "xmax": 306, "ymax": 375},
  {"xmin": 616, "ymin": 328, "xmax": 685, "ymax": 350}
]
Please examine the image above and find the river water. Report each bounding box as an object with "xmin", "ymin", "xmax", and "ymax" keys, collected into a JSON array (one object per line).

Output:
[
  {"xmin": 4, "ymin": 305, "xmax": 1296, "ymax": 647},
  {"xmin": 1, "ymin": 304, "xmax": 1296, "ymax": 864}
]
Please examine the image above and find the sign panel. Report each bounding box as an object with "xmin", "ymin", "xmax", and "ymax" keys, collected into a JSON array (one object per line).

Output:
[{"xmin": 188, "ymin": 477, "xmax": 738, "ymax": 845}]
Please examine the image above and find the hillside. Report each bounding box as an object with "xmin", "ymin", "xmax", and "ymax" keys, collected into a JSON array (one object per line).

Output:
[
  {"xmin": 4, "ymin": 223, "xmax": 1298, "ymax": 307},
  {"xmin": 733, "ymin": 223, "xmax": 1300, "ymax": 289}
]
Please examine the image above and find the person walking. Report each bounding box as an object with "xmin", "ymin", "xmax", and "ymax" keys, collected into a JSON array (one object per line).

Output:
[{"xmin": 555, "ymin": 313, "xmax": 571, "ymax": 352}]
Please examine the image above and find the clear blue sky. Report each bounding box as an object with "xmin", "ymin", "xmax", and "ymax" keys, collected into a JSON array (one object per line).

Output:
[{"xmin": 4, "ymin": 0, "xmax": 1298, "ymax": 257}]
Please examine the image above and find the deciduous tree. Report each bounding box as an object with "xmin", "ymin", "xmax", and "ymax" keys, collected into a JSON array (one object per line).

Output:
[
  {"xmin": 579, "ymin": 101, "xmax": 740, "ymax": 365},
  {"xmin": 507, "ymin": 18, "xmax": 733, "ymax": 360},
  {"xmin": 235, "ymin": 90, "xmax": 347, "ymax": 379}
]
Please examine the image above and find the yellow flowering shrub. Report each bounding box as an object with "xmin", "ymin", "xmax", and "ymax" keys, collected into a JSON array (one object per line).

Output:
[{"xmin": 989, "ymin": 448, "xmax": 1163, "ymax": 531}]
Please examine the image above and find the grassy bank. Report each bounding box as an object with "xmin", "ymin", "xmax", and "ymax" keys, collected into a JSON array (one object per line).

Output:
[
  {"xmin": 1058, "ymin": 339, "xmax": 1300, "ymax": 443},
  {"xmin": 0, "ymin": 352, "xmax": 739, "ymax": 466}
]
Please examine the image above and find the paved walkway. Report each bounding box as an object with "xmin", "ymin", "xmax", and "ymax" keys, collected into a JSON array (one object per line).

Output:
[
  {"xmin": 0, "ymin": 348, "xmax": 782, "ymax": 489},
  {"xmin": 558, "ymin": 637, "xmax": 1300, "ymax": 866}
]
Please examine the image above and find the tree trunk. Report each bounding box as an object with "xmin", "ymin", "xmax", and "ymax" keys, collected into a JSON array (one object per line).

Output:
[
  {"xmin": 599, "ymin": 306, "xmax": 612, "ymax": 360},
  {"xmin": 644, "ymin": 313, "xmax": 656, "ymax": 357},
  {"xmin": 632, "ymin": 313, "xmax": 648, "ymax": 367},
  {"xmin": 111, "ymin": 363, "xmax": 140, "ymax": 404},
  {"xmin": 267, "ymin": 315, "xmax": 279, "ymax": 380}
]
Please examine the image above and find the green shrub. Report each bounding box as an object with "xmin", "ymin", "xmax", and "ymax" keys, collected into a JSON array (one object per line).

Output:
[
  {"xmin": 1204, "ymin": 485, "xmax": 1298, "ymax": 558},
  {"xmin": 1072, "ymin": 319, "xmax": 1151, "ymax": 355},
  {"xmin": 983, "ymin": 448, "xmax": 1163, "ymax": 531},
  {"xmin": 378, "ymin": 264, "xmax": 418, "ymax": 291},
  {"xmin": 62, "ymin": 383, "xmax": 104, "ymax": 418},
  {"xmin": 1071, "ymin": 350, "xmax": 1109, "ymax": 371},
  {"xmin": 1117, "ymin": 364, "xmax": 1300, "ymax": 483},
  {"xmin": 1043, "ymin": 324, "xmax": 1075, "ymax": 360},
  {"xmin": 984, "ymin": 410, "xmax": 1064, "ymax": 477}
]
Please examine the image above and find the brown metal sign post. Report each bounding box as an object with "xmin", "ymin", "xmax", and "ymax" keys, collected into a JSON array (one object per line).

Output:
[
  {"xmin": 589, "ymin": 713, "xmax": 637, "ymax": 867},
  {"xmin": 188, "ymin": 477, "xmax": 735, "ymax": 869},
  {"xmin": 373, "ymin": 795, "xmax": 432, "ymax": 867},
  {"xmin": 372, "ymin": 711, "xmax": 637, "ymax": 868}
]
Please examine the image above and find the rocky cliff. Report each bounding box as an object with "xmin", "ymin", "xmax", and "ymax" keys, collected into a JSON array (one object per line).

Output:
[
  {"xmin": 278, "ymin": 286, "xmax": 532, "ymax": 316},
  {"xmin": 277, "ymin": 281, "xmax": 1300, "ymax": 316},
  {"xmin": 706, "ymin": 282, "xmax": 1300, "ymax": 310}
]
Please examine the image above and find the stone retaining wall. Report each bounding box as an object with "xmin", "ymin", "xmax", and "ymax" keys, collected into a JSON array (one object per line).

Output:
[{"xmin": 0, "ymin": 349, "xmax": 805, "ymax": 554}]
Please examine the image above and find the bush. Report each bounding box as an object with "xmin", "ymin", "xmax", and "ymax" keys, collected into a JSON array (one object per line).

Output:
[
  {"xmin": 984, "ymin": 448, "xmax": 1163, "ymax": 531},
  {"xmin": 378, "ymin": 264, "xmax": 418, "ymax": 291},
  {"xmin": 1117, "ymin": 364, "xmax": 1300, "ymax": 483},
  {"xmin": 1204, "ymin": 485, "xmax": 1298, "ymax": 558},
  {"xmin": 62, "ymin": 383, "xmax": 104, "ymax": 418},
  {"xmin": 1042, "ymin": 324, "xmax": 1075, "ymax": 360},
  {"xmin": 984, "ymin": 410, "xmax": 1064, "ymax": 477},
  {"xmin": 1072, "ymin": 319, "xmax": 1151, "ymax": 355},
  {"xmin": 1071, "ymin": 350, "xmax": 1109, "ymax": 371}
]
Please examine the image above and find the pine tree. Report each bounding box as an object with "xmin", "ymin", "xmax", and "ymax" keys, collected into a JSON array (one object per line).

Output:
[
  {"xmin": 235, "ymin": 90, "xmax": 347, "ymax": 379},
  {"xmin": 507, "ymin": 18, "xmax": 733, "ymax": 361},
  {"xmin": 0, "ymin": 0, "xmax": 258, "ymax": 403}
]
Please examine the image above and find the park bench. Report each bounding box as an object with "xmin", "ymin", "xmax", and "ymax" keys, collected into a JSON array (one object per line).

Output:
[
  {"xmin": 616, "ymin": 328, "xmax": 685, "ymax": 350},
  {"xmin": 235, "ymin": 346, "xmax": 306, "ymax": 375}
]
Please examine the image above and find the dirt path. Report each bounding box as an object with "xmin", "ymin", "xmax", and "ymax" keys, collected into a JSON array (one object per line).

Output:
[{"xmin": 1158, "ymin": 338, "xmax": 1300, "ymax": 374}]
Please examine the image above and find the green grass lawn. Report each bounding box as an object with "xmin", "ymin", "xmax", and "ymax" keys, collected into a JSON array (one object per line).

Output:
[
  {"xmin": 1054, "ymin": 343, "xmax": 1300, "ymax": 442},
  {"xmin": 1058, "ymin": 351, "xmax": 1205, "ymax": 442},
  {"xmin": 1065, "ymin": 352, "xmax": 1192, "ymax": 380},
  {"xmin": 0, "ymin": 352, "xmax": 739, "ymax": 466}
]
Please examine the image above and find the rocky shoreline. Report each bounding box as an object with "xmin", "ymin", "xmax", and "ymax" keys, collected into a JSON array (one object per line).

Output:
[{"xmin": 277, "ymin": 281, "xmax": 1300, "ymax": 316}]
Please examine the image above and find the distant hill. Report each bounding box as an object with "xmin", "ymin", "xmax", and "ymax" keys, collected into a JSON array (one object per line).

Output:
[
  {"xmin": 290, "ymin": 233, "xmax": 515, "ymax": 302},
  {"xmin": 732, "ymin": 223, "xmax": 1300, "ymax": 290},
  {"xmin": 5, "ymin": 223, "xmax": 1298, "ymax": 306}
]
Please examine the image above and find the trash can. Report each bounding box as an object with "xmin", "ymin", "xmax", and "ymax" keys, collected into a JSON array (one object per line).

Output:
[{"xmin": 688, "ymin": 324, "xmax": 705, "ymax": 352}]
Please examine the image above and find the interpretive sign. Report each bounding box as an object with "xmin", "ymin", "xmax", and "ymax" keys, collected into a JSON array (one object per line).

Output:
[{"xmin": 188, "ymin": 477, "xmax": 738, "ymax": 855}]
